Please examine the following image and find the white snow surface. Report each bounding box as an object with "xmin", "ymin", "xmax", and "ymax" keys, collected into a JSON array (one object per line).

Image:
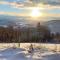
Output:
[{"xmin": 0, "ymin": 47, "xmax": 60, "ymax": 60}]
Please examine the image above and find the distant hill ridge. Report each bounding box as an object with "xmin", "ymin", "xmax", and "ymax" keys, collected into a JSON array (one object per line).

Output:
[{"xmin": 44, "ymin": 20, "xmax": 60, "ymax": 33}]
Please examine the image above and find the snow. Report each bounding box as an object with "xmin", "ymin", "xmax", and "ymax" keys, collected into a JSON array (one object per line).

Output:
[{"xmin": 0, "ymin": 47, "xmax": 60, "ymax": 60}]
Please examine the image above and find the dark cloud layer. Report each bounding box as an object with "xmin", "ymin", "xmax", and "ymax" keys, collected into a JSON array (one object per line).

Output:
[
  {"xmin": 29, "ymin": 0, "xmax": 60, "ymax": 6},
  {"xmin": 0, "ymin": 0, "xmax": 60, "ymax": 8}
]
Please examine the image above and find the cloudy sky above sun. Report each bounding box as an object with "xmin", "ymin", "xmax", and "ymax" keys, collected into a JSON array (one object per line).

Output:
[{"xmin": 0, "ymin": 0, "xmax": 60, "ymax": 21}]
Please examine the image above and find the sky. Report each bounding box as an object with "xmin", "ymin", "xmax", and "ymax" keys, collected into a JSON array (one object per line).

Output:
[{"xmin": 0, "ymin": 0, "xmax": 60, "ymax": 21}]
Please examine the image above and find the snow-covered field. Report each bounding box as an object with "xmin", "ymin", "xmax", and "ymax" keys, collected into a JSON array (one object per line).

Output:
[{"xmin": 0, "ymin": 47, "xmax": 60, "ymax": 60}]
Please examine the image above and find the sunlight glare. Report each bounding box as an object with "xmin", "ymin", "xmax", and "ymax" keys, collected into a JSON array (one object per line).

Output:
[{"xmin": 30, "ymin": 8, "xmax": 42, "ymax": 18}]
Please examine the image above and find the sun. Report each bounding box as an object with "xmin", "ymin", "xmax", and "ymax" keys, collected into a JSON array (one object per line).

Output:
[{"xmin": 30, "ymin": 8, "xmax": 42, "ymax": 18}]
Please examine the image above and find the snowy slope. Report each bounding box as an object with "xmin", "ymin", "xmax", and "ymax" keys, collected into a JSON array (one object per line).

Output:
[{"xmin": 0, "ymin": 47, "xmax": 60, "ymax": 60}]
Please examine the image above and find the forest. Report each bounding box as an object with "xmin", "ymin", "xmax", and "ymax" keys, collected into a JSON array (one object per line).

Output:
[{"xmin": 0, "ymin": 22, "xmax": 60, "ymax": 43}]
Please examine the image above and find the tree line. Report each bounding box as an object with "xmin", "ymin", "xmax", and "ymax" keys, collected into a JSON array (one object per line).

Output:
[{"xmin": 0, "ymin": 22, "xmax": 60, "ymax": 43}]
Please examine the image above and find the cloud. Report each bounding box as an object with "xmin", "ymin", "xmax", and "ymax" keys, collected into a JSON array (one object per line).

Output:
[
  {"xmin": 0, "ymin": 11, "xmax": 28, "ymax": 16},
  {"xmin": 29, "ymin": 0, "xmax": 60, "ymax": 6},
  {"xmin": 0, "ymin": 1, "xmax": 24, "ymax": 7},
  {"xmin": 44, "ymin": 13, "xmax": 60, "ymax": 17},
  {"xmin": 0, "ymin": 11, "xmax": 60, "ymax": 18},
  {"xmin": 0, "ymin": 1, "xmax": 60, "ymax": 10}
]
